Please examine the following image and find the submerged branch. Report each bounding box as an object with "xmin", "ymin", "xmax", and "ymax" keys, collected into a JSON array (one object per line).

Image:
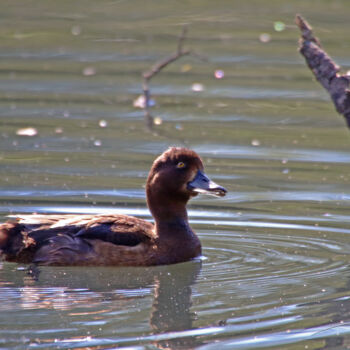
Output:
[
  {"xmin": 142, "ymin": 26, "xmax": 194, "ymax": 129},
  {"xmin": 296, "ymin": 14, "xmax": 350, "ymax": 127},
  {"xmin": 143, "ymin": 27, "xmax": 190, "ymax": 81}
]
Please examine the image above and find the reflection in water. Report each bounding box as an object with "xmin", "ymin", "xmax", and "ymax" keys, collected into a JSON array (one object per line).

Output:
[
  {"xmin": 150, "ymin": 261, "xmax": 201, "ymax": 349},
  {"xmin": 0, "ymin": 260, "xmax": 201, "ymax": 349}
]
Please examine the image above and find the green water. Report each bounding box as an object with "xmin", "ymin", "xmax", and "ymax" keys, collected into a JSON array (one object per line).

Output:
[{"xmin": 1, "ymin": 1, "xmax": 350, "ymax": 349}]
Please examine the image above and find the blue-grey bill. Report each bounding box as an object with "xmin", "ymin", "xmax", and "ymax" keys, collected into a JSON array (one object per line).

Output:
[{"xmin": 187, "ymin": 170, "xmax": 227, "ymax": 197}]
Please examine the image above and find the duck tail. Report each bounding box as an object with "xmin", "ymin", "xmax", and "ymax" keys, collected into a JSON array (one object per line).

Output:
[{"xmin": 0, "ymin": 221, "xmax": 36, "ymax": 263}]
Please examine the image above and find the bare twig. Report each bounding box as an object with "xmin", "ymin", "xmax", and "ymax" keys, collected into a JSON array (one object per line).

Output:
[
  {"xmin": 296, "ymin": 14, "xmax": 350, "ymax": 127},
  {"xmin": 142, "ymin": 26, "xmax": 192, "ymax": 129},
  {"xmin": 143, "ymin": 27, "xmax": 190, "ymax": 81}
]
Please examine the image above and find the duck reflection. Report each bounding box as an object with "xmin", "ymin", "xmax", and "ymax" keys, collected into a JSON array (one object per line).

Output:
[
  {"xmin": 0, "ymin": 260, "xmax": 202, "ymax": 349},
  {"xmin": 150, "ymin": 261, "xmax": 201, "ymax": 349}
]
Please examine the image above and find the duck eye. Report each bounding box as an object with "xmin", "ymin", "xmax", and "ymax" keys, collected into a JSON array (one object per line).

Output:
[{"xmin": 176, "ymin": 161, "xmax": 186, "ymax": 169}]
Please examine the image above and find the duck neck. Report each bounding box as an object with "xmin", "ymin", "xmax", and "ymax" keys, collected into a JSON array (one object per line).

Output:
[
  {"xmin": 147, "ymin": 193, "xmax": 192, "ymax": 237},
  {"xmin": 146, "ymin": 188, "xmax": 201, "ymax": 263}
]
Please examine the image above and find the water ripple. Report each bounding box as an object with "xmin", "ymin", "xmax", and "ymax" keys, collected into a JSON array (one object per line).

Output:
[
  {"xmin": 195, "ymin": 144, "xmax": 350, "ymax": 164},
  {"xmin": 198, "ymin": 322, "xmax": 350, "ymax": 349}
]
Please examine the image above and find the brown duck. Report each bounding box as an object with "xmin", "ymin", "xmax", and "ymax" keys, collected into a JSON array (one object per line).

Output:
[{"xmin": 0, "ymin": 147, "xmax": 227, "ymax": 266}]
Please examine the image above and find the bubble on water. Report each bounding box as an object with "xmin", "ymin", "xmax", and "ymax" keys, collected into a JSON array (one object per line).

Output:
[
  {"xmin": 16, "ymin": 127, "xmax": 37, "ymax": 136},
  {"xmin": 83, "ymin": 66, "xmax": 96, "ymax": 76},
  {"xmin": 191, "ymin": 83, "xmax": 204, "ymax": 92},
  {"xmin": 181, "ymin": 64, "xmax": 192, "ymax": 73},
  {"xmin": 154, "ymin": 117, "xmax": 162, "ymax": 125},
  {"xmin": 214, "ymin": 70, "xmax": 225, "ymax": 79},
  {"xmin": 259, "ymin": 33, "xmax": 271, "ymax": 43},
  {"xmin": 94, "ymin": 140, "xmax": 102, "ymax": 146},
  {"xmin": 99, "ymin": 120, "xmax": 107, "ymax": 128},
  {"xmin": 274, "ymin": 21, "xmax": 286, "ymax": 32},
  {"xmin": 251, "ymin": 139, "xmax": 260, "ymax": 146}
]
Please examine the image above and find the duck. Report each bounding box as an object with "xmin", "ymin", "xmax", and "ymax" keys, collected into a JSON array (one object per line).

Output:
[{"xmin": 0, "ymin": 147, "xmax": 227, "ymax": 266}]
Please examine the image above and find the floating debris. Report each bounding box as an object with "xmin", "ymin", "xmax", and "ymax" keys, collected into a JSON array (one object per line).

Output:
[
  {"xmin": 181, "ymin": 64, "xmax": 192, "ymax": 73},
  {"xmin": 259, "ymin": 33, "xmax": 271, "ymax": 43},
  {"xmin": 133, "ymin": 95, "xmax": 145, "ymax": 108},
  {"xmin": 133, "ymin": 95, "xmax": 156, "ymax": 109},
  {"xmin": 16, "ymin": 127, "xmax": 37, "ymax": 137},
  {"xmin": 214, "ymin": 70, "xmax": 225, "ymax": 79},
  {"xmin": 55, "ymin": 127, "xmax": 63, "ymax": 134},
  {"xmin": 274, "ymin": 21, "xmax": 286, "ymax": 32},
  {"xmin": 94, "ymin": 140, "xmax": 102, "ymax": 147},
  {"xmin": 99, "ymin": 120, "xmax": 107, "ymax": 128},
  {"xmin": 71, "ymin": 25, "xmax": 81, "ymax": 36},
  {"xmin": 191, "ymin": 83, "xmax": 204, "ymax": 92},
  {"xmin": 83, "ymin": 66, "xmax": 96, "ymax": 76},
  {"xmin": 215, "ymin": 102, "xmax": 228, "ymax": 108}
]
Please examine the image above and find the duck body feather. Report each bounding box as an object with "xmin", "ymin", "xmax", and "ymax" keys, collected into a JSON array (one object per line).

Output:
[{"xmin": 0, "ymin": 214, "xmax": 161, "ymax": 266}]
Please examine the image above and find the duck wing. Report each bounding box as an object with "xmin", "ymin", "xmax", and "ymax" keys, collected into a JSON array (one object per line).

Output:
[
  {"xmin": 74, "ymin": 214, "xmax": 154, "ymax": 246},
  {"xmin": 0, "ymin": 214, "xmax": 155, "ymax": 265}
]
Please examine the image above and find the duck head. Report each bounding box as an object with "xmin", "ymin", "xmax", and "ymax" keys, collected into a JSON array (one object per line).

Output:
[{"xmin": 146, "ymin": 147, "xmax": 227, "ymax": 219}]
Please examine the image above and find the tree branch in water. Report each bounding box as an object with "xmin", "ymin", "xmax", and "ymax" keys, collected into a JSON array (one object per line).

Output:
[
  {"xmin": 142, "ymin": 26, "xmax": 196, "ymax": 129},
  {"xmin": 296, "ymin": 14, "xmax": 350, "ymax": 127}
]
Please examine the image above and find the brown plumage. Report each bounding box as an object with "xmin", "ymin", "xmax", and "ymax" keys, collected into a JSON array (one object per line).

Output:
[{"xmin": 0, "ymin": 147, "xmax": 227, "ymax": 266}]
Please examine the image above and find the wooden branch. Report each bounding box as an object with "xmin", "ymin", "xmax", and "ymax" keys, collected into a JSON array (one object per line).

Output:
[
  {"xmin": 142, "ymin": 26, "xmax": 192, "ymax": 129},
  {"xmin": 296, "ymin": 14, "xmax": 350, "ymax": 127},
  {"xmin": 143, "ymin": 27, "xmax": 190, "ymax": 81}
]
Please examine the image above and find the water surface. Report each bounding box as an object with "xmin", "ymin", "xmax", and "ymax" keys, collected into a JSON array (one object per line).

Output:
[{"xmin": 1, "ymin": 1, "xmax": 350, "ymax": 349}]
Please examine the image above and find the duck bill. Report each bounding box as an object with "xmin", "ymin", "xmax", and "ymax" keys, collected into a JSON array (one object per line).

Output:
[{"xmin": 187, "ymin": 170, "xmax": 227, "ymax": 197}]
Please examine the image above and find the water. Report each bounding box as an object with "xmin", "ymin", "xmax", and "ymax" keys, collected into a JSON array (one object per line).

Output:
[{"xmin": 1, "ymin": 0, "xmax": 350, "ymax": 348}]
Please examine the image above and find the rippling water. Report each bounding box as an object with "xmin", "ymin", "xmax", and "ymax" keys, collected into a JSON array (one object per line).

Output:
[{"xmin": 1, "ymin": 0, "xmax": 350, "ymax": 349}]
